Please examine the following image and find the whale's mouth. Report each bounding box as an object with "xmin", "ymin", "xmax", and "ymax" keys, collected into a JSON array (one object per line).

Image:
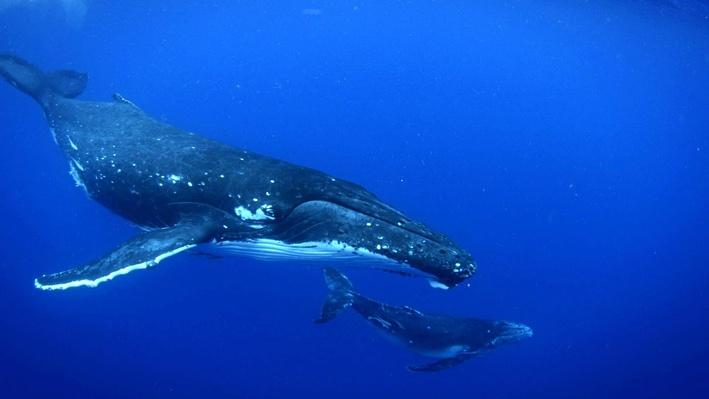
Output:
[
  {"xmin": 206, "ymin": 238, "xmax": 389, "ymax": 263},
  {"xmin": 205, "ymin": 237, "xmax": 419, "ymax": 271},
  {"xmin": 221, "ymin": 200, "xmax": 476, "ymax": 286}
]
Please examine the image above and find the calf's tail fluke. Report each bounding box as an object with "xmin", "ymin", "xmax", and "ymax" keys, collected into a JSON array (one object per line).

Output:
[
  {"xmin": 0, "ymin": 54, "xmax": 87, "ymax": 103},
  {"xmin": 316, "ymin": 267, "xmax": 357, "ymax": 323}
]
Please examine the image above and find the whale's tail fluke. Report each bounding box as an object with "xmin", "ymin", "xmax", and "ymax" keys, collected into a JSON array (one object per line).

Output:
[
  {"xmin": 0, "ymin": 54, "xmax": 86, "ymax": 103},
  {"xmin": 316, "ymin": 267, "xmax": 357, "ymax": 323}
]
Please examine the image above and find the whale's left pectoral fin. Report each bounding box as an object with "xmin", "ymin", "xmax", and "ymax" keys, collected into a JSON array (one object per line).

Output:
[
  {"xmin": 34, "ymin": 221, "xmax": 213, "ymax": 291},
  {"xmin": 407, "ymin": 354, "xmax": 474, "ymax": 372}
]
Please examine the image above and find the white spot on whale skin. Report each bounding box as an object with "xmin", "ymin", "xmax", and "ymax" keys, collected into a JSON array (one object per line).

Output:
[
  {"xmin": 49, "ymin": 127, "xmax": 58, "ymax": 144},
  {"xmin": 71, "ymin": 158, "xmax": 85, "ymax": 171},
  {"xmin": 34, "ymin": 244, "xmax": 196, "ymax": 291},
  {"xmin": 69, "ymin": 162, "xmax": 87, "ymax": 194},
  {"xmin": 367, "ymin": 316, "xmax": 393, "ymax": 330},
  {"xmin": 67, "ymin": 136, "xmax": 78, "ymax": 150},
  {"xmin": 168, "ymin": 174, "xmax": 183, "ymax": 183},
  {"xmin": 422, "ymin": 345, "xmax": 468, "ymax": 359},
  {"xmin": 428, "ymin": 280, "xmax": 450, "ymax": 290},
  {"xmin": 234, "ymin": 204, "xmax": 275, "ymax": 221}
]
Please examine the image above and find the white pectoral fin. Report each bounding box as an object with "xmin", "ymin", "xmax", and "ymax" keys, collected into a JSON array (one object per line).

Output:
[{"xmin": 34, "ymin": 221, "xmax": 213, "ymax": 290}]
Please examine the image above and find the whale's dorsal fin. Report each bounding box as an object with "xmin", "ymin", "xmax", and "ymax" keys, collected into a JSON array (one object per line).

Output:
[
  {"xmin": 34, "ymin": 217, "xmax": 218, "ymax": 290},
  {"xmin": 112, "ymin": 92, "xmax": 141, "ymax": 110},
  {"xmin": 407, "ymin": 354, "xmax": 475, "ymax": 372}
]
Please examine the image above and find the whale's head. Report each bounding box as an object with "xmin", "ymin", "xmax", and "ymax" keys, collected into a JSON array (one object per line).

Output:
[
  {"xmin": 233, "ymin": 199, "xmax": 476, "ymax": 288},
  {"xmin": 486, "ymin": 321, "xmax": 534, "ymax": 347},
  {"xmin": 213, "ymin": 171, "xmax": 476, "ymax": 287}
]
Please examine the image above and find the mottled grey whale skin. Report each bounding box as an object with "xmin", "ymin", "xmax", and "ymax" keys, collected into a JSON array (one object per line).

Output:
[
  {"xmin": 317, "ymin": 268, "xmax": 532, "ymax": 371},
  {"xmin": 0, "ymin": 54, "xmax": 476, "ymax": 290}
]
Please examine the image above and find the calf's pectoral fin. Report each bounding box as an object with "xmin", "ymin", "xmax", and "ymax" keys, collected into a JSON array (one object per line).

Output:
[
  {"xmin": 34, "ymin": 219, "xmax": 216, "ymax": 291},
  {"xmin": 407, "ymin": 354, "xmax": 474, "ymax": 372}
]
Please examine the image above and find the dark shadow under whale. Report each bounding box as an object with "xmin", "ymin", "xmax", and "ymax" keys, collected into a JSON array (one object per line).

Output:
[{"xmin": 0, "ymin": 54, "xmax": 476, "ymax": 290}]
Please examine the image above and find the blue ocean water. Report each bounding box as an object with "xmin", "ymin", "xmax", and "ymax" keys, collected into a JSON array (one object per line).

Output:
[{"xmin": 1, "ymin": 1, "xmax": 708, "ymax": 397}]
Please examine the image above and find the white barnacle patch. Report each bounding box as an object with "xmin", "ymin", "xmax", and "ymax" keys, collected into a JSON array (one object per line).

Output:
[
  {"xmin": 168, "ymin": 174, "xmax": 183, "ymax": 183},
  {"xmin": 34, "ymin": 244, "xmax": 196, "ymax": 291},
  {"xmin": 187, "ymin": 182, "xmax": 193, "ymax": 187},
  {"xmin": 67, "ymin": 136, "xmax": 78, "ymax": 150},
  {"xmin": 234, "ymin": 204, "xmax": 275, "ymax": 222}
]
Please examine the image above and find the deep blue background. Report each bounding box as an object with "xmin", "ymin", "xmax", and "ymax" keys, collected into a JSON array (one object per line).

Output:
[{"xmin": 1, "ymin": 1, "xmax": 708, "ymax": 398}]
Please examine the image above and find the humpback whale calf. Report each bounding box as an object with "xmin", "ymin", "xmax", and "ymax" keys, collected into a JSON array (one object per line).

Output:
[
  {"xmin": 0, "ymin": 55, "xmax": 476, "ymax": 290},
  {"xmin": 316, "ymin": 268, "xmax": 532, "ymax": 371}
]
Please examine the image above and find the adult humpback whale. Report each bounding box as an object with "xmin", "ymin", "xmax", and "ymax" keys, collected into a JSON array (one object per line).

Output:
[
  {"xmin": 0, "ymin": 54, "xmax": 476, "ymax": 290},
  {"xmin": 317, "ymin": 268, "xmax": 532, "ymax": 371}
]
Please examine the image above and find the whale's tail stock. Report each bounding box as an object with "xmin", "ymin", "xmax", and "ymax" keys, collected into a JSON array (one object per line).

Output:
[
  {"xmin": 0, "ymin": 54, "xmax": 86, "ymax": 103},
  {"xmin": 315, "ymin": 267, "xmax": 358, "ymax": 324}
]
